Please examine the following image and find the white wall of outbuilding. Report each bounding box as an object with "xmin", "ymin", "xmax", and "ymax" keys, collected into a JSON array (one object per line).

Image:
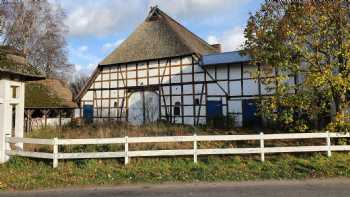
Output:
[{"xmin": 0, "ymin": 78, "xmax": 25, "ymax": 163}]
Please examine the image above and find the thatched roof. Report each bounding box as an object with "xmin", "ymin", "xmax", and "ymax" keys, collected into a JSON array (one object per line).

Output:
[
  {"xmin": 0, "ymin": 45, "xmax": 44, "ymax": 80},
  {"xmin": 100, "ymin": 7, "xmax": 217, "ymax": 65},
  {"xmin": 25, "ymin": 79, "xmax": 77, "ymax": 108}
]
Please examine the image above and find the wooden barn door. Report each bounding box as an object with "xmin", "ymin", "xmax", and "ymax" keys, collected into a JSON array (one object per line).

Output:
[{"xmin": 128, "ymin": 91, "xmax": 159, "ymax": 125}]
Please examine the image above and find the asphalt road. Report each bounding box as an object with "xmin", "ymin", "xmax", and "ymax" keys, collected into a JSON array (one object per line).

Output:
[{"xmin": 1, "ymin": 178, "xmax": 350, "ymax": 197}]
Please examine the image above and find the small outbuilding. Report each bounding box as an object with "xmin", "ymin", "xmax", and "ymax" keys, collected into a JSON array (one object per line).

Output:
[
  {"xmin": 0, "ymin": 45, "xmax": 44, "ymax": 163},
  {"xmin": 24, "ymin": 79, "xmax": 77, "ymax": 132}
]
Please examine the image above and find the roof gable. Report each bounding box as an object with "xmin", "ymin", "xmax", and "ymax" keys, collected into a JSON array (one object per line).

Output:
[{"xmin": 100, "ymin": 7, "xmax": 217, "ymax": 65}]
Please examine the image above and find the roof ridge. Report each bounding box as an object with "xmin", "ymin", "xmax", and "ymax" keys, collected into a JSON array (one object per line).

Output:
[{"xmin": 146, "ymin": 6, "xmax": 159, "ymax": 21}]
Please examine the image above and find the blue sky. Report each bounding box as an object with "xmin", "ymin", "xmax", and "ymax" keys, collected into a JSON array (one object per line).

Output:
[{"xmin": 57, "ymin": 0, "xmax": 264, "ymax": 76}]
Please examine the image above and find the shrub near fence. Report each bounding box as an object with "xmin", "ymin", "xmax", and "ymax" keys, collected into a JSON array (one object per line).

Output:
[{"xmin": 4, "ymin": 132, "xmax": 350, "ymax": 168}]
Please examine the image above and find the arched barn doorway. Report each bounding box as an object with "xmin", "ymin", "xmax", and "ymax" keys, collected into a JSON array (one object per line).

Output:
[{"xmin": 128, "ymin": 91, "xmax": 159, "ymax": 125}]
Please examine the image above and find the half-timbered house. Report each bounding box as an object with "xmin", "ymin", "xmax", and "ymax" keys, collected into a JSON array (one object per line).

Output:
[{"xmin": 76, "ymin": 7, "xmax": 275, "ymax": 127}]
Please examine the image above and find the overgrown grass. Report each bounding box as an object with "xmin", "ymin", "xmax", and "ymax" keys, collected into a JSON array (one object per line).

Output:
[
  {"xmin": 1, "ymin": 153, "xmax": 350, "ymax": 191},
  {"xmin": 26, "ymin": 121, "xmax": 261, "ymax": 139},
  {"xmin": 23, "ymin": 123, "xmax": 328, "ymax": 153}
]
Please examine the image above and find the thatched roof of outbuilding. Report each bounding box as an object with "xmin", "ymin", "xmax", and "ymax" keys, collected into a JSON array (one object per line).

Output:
[
  {"xmin": 25, "ymin": 79, "xmax": 77, "ymax": 109},
  {"xmin": 0, "ymin": 45, "xmax": 44, "ymax": 80},
  {"xmin": 100, "ymin": 7, "xmax": 218, "ymax": 65}
]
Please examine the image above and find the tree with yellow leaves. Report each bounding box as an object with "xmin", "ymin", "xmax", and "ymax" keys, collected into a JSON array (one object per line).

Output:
[{"xmin": 244, "ymin": 1, "xmax": 350, "ymax": 132}]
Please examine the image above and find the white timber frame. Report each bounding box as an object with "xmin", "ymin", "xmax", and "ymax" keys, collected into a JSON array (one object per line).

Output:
[
  {"xmin": 80, "ymin": 54, "xmax": 209, "ymax": 125},
  {"xmin": 78, "ymin": 53, "xmax": 282, "ymax": 126}
]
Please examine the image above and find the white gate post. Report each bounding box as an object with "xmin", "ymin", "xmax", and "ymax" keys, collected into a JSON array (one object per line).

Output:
[
  {"xmin": 260, "ymin": 132, "xmax": 265, "ymax": 162},
  {"xmin": 326, "ymin": 131, "xmax": 332, "ymax": 157},
  {"xmin": 193, "ymin": 133, "xmax": 198, "ymax": 163},
  {"xmin": 53, "ymin": 138, "xmax": 58, "ymax": 168},
  {"xmin": 124, "ymin": 136, "xmax": 129, "ymax": 165}
]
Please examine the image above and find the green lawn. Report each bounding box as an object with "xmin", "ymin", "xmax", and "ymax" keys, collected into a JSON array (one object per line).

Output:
[{"xmin": 1, "ymin": 153, "xmax": 350, "ymax": 191}]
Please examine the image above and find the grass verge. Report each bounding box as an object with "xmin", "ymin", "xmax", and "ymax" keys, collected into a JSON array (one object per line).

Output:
[{"xmin": 1, "ymin": 153, "xmax": 350, "ymax": 191}]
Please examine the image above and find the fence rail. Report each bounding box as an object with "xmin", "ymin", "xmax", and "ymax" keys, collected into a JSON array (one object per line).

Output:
[{"xmin": 5, "ymin": 132, "xmax": 350, "ymax": 168}]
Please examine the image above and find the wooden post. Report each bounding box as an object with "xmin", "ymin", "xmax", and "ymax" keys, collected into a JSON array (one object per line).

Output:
[
  {"xmin": 142, "ymin": 90, "xmax": 146, "ymax": 124},
  {"xmin": 53, "ymin": 138, "xmax": 58, "ymax": 168},
  {"xmin": 27, "ymin": 110, "xmax": 33, "ymax": 133},
  {"xmin": 24, "ymin": 110, "xmax": 28, "ymax": 133},
  {"xmin": 42, "ymin": 109, "xmax": 49, "ymax": 128},
  {"xmin": 124, "ymin": 136, "xmax": 129, "ymax": 165},
  {"xmin": 58, "ymin": 109, "xmax": 62, "ymax": 128},
  {"xmin": 24, "ymin": 109, "xmax": 34, "ymax": 132},
  {"xmin": 260, "ymin": 132, "xmax": 265, "ymax": 162},
  {"xmin": 326, "ymin": 131, "xmax": 332, "ymax": 157},
  {"xmin": 193, "ymin": 133, "xmax": 198, "ymax": 163}
]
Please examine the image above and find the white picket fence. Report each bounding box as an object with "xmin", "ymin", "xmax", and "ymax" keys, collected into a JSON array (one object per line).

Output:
[{"xmin": 5, "ymin": 132, "xmax": 350, "ymax": 168}]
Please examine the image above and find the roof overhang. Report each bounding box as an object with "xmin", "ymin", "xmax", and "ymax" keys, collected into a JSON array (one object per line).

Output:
[{"xmin": 0, "ymin": 69, "xmax": 45, "ymax": 81}]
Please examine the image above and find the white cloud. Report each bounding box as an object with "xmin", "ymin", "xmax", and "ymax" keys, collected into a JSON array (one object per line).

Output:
[
  {"xmin": 101, "ymin": 39, "xmax": 124, "ymax": 52},
  {"xmin": 63, "ymin": 0, "xmax": 145, "ymax": 37},
  {"xmin": 148, "ymin": 0, "xmax": 252, "ymax": 21},
  {"xmin": 207, "ymin": 26, "xmax": 245, "ymax": 52},
  {"xmin": 207, "ymin": 35, "xmax": 219, "ymax": 45},
  {"xmin": 60, "ymin": 0, "xmax": 252, "ymax": 37},
  {"xmin": 222, "ymin": 27, "xmax": 246, "ymax": 51},
  {"xmin": 74, "ymin": 64, "xmax": 83, "ymax": 72},
  {"xmin": 77, "ymin": 45, "xmax": 88, "ymax": 53},
  {"xmin": 69, "ymin": 45, "xmax": 101, "ymax": 73},
  {"xmin": 72, "ymin": 46, "xmax": 97, "ymax": 63}
]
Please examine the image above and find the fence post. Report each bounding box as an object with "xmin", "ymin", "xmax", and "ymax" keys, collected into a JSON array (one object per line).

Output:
[
  {"xmin": 1, "ymin": 134, "xmax": 11, "ymax": 163},
  {"xmin": 260, "ymin": 132, "xmax": 265, "ymax": 162},
  {"xmin": 193, "ymin": 133, "xmax": 198, "ymax": 164},
  {"xmin": 326, "ymin": 131, "xmax": 331, "ymax": 157},
  {"xmin": 53, "ymin": 138, "xmax": 58, "ymax": 168},
  {"xmin": 5, "ymin": 133, "xmax": 10, "ymax": 150},
  {"xmin": 124, "ymin": 136, "xmax": 129, "ymax": 165}
]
